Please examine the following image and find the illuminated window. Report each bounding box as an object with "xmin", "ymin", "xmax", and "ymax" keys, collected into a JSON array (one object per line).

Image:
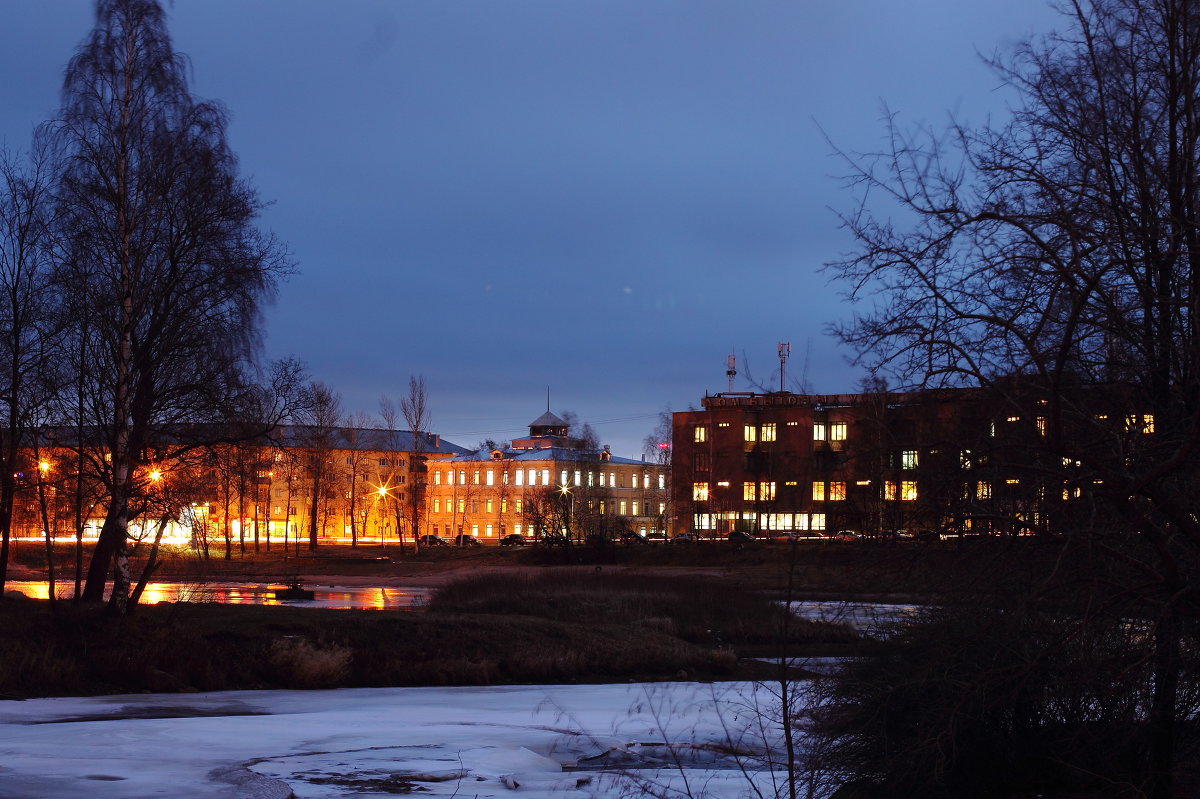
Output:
[
  {"xmin": 456, "ymin": 498, "xmax": 465, "ymax": 513},
  {"xmin": 693, "ymin": 482, "xmax": 709, "ymax": 501},
  {"xmin": 786, "ymin": 420, "xmax": 799, "ymax": 426},
  {"xmin": 901, "ymin": 450, "xmax": 918, "ymax": 469},
  {"xmin": 515, "ymin": 470, "xmax": 524, "ymax": 486},
  {"xmin": 501, "ymin": 499, "xmax": 508, "ymax": 513},
  {"xmin": 717, "ymin": 422, "xmax": 730, "ymax": 428},
  {"xmin": 810, "ymin": 513, "xmax": 826, "ymax": 531},
  {"xmin": 541, "ymin": 469, "xmax": 550, "ymax": 485},
  {"xmin": 588, "ymin": 472, "xmax": 595, "ymax": 486},
  {"xmin": 485, "ymin": 524, "xmax": 493, "ymax": 537},
  {"xmin": 761, "ymin": 423, "xmax": 776, "ymax": 442},
  {"xmin": 716, "ymin": 481, "xmax": 730, "ymax": 487},
  {"xmin": 694, "ymin": 425, "xmax": 707, "ymax": 443},
  {"xmin": 458, "ymin": 470, "xmax": 466, "ymax": 484},
  {"xmin": 977, "ymin": 481, "xmax": 992, "ymax": 500},
  {"xmin": 759, "ymin": 481, "xmax": 776, "ymax": 501},
  {"xmin": 576, "ymin": 471, "xmax": 583, "ymax": 487},
  {"xmin": 830, "ymin": 422, "xmax": 848, "ymax": 441},
  {"xmin": 901, "ymin": 481, "xmax": 918, "ymax": 501},
  {"xmin": 1125, "ymin": 414, "xmax": 1155, "ymax": 433},
  {"xmin": 486, "ymin": 470, "xmax": 494, "ymax": 486},
  {"xmin": 515, "ymin": 498, "xmax": 522, "ymax": 513},
  {"xmin": 829, "ymin": 481, "xmax": 846, "ymax": 501},
  {"xmin": 472, "ymin": 525, "xmax": 479, "ymax": 536},
  {"xmin": 813, "ymin": 423, "xmax": 827, "ymax": 441},
  {"xmin": 447, "ymin": 471, "xmax": 454, "ymax": 486},
  {"xmin": 632, "ymin": 501, "xmax": 639, "ymax": 515},
  {"xmin": 883, "ymin": 481, "xmax": 897, "ymax": 501},
  {"xmin": 960, "ymin": 450, "xmax": 972, "ymax": 469},
  {"xmin": 658, "ymin": 474, "xmax": 665, "ymax": 489},
  {"xmin": 1006, "ymin": 415, "xmax": 1020, "ymax": 423},
  {"xmin": 1062, "ymin": 485, "xmax": 1082, "ymax": 500},
  {"xmin": 619, "ymin": 500, "xmax": 628, "ymax": 515},
  {"xmin": 1036, "ymin": 417, "xmax": 1047, "ymax": 436},
  {"xmin": 433, "ymin": 499, "xmax": 441, "ymax": 513},
  {"xmin": 743, "ymin": 482, "xmax": 756, "ymax": 501},
  {"xmin": 642, "ymin": 473, "xmax": 649, "ymax": 489},
  {"xmin": 1006, "ymin": 478, "xmax": 1020, "ymax": 485},
  {"xmin": 434, "ymin": 471, "xmax": 442, "ymax": 485},
  {"xmin": 486, "ymin": 498, "xmax": 494, "ymax": 513},
  {"xmin": 610, "ymin": 472, "xmax": 616, "ymax": 486},
  {"xmin": 744, "ymin": 425, "xmax": 757, "ymax": 442},
  {"xmin": 561, "ymin": 470, "xmax": 568, "ymax": 485},
  {"xmin": 812, "ymin": 481, "xmax": 825, "ymax": 501}
]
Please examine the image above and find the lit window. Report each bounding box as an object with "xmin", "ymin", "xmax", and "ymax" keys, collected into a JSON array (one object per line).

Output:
[
  {"xmin": 883, "ymin": 481, "xmax": 897, "ymax": 501},
  {"xmin": 610, "ymin": 472, "xmax": 616, "ymax": 486},
  {"xmin": 901, "ymin": 450, "xmax": 918, "ymax": 469},
  {"xmin": 589, "ymin": 472, "xmax": 595, "ymax": 486},
  {"xmin": 829, "ymin": 481, "xmax": 846, "ymax": 501},
  {"xmin": 599, "ymin": 473, "xmax": 606, "ymax": 487},
  {"xmin": 447, "ymin": 471, "xmax": 454, "ymax": 486},
  {"xmin": 694, "ymin": 425, "xmax": 707, "ymax": 443},
  {"xmin": 433, "ymin": 499, "xmax": 441, "ymax": 513},
  {"xmin": 743, "ymin": 482, "xmax": 756, "ymax": 501},
  {"xmin": 515, "ymin": 499, "xmax": 523, "ymax": 513},
  {"xmin": 456, "ymin": 498, "xmax": 465, "ymax": 513},
  {"xmin": 977, "ymin": 481, "xmax": 992, "ymax": 500},
  {"xmin": 642, "ymin": 473, "xmax": 649, "ymax": 489},
  {"xmin": 576, "ymin": 470, "xmax": 582, "ymax": 487},
  {"xmin": 830, "ymin": 422, "xmax": 848, "ymax": 441},
  {"xmin": 717, "ymin": 422, "xmax": 729, "ymax": 428},
  {"xmin": 960, "ymin": 450, "xmax": 972, "ymax": 469},
  {"xmin": 813, "ymin": 423, "xmax": 827, "ymax": 441},
  {"xmin": 486, "ymin": 498, "xmax": 494, "ymax": 513},
  {"xmin": 528, "ymin": 469, "xmax": 537, "ymax": 485},
  {"xmin": 812, "ymin": 481, "xmax": 825, "ymax": 501},
  {"xmin": 515, "ymin": 470, "xmax": 524, "ymax": 486},
  {"xmin": 761, "ymin": 423, "xmax": 776, "ymax": 442},
  {"xmin": 501, "ymin": 499, "xmax": 508, "ymax": 513},
  {"xmin": 658, "ymin": 474, "xmax": 665, "ymax": 489},
  {"xmin": 561, "ymin": 470, "xmax": 568, "ymax": 486},
  {"xmin": 473, "ymin": 470, "xmax": 481, "ymax": 485},
  {"xmin": 1036, "ymin": 417, "xmax": 1047, "ymax": 436},
  {"xmin": 471, "ymin": 525, "xmax": 479, "ymax": 536},
  {"xmin": 786, "ymin": 420, "xmax": 799, "ymax": 426},
  {"xmin": 1006, "ymin": 415, "xmax": 1020, "ymax": 423},
  {"xmin": 458, "ymin": 470, "xmax": 466, "ymax": 484},
  {"xmin": 619, "ymin": 500, "xmax": 628, "ymax": 515},
  {"xmin": 486, "ymin": 470, "xmax": 494, "ymax": 486},
  {"xmin": 759, "ymin": 482, "xmax": 776, "ymax": 501},
  {"xmin": 485, "ymin": 524, "xmax": 493, "ymax": 537},
  {"xmin": 1006, "ymin": 479, "xmax": 1020, "ymax": 485},
  {"xmin": 810, "ymin": 513, "xmax": 826, "ymax": 531},
  {"xmin": 434, "ymin": 471, "xmax": 442, "ymax": 485},
  {"xmin": 514, "ymin": 523, "xmax": 523, "ymax": 535},
  {"xmin": 716, "ymin": 481, "xmax": 730, "ymax": 487},
  {"xmin": 901, "ymin": 481, "xmax": 918, "ymax": 501},
  {"xmin": 541, "ymin": 469, "xmax": 550, "ymax": 485},
  {"xmin": 1125, "ymin": 414, "xmax": 1155, "ymax": 434},
  {"xmin": 693, "ymin": 482, "xmax": 709, "ymax": 501},
  {"xmin": 1062, "ymin": 485, "xmax": 1082, "ymax": 500},
  {"xmin": 632, "ymin": 501, "xmax": 639, "ymax": 515},
  {"xmin": 744, "ymin": 425, "xmax": 757, "ymax": 442}
]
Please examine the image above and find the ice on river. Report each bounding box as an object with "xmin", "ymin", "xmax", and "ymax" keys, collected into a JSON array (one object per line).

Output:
[{"xmin": 0, "ymin": 682, "xmax": 794, "ymax": 798}]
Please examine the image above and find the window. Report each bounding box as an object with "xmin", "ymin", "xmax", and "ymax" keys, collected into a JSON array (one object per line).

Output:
[
  {"xmin": 717, "ymin": 422, "xmax": 729, "ymax": 428},
  {"xmin": 960, "ymin": 450, "xmax": 972, "ymax": 469},
  {"xmin": 515, "ymin": 498, "xmax": 523, "ymax": 513},
  {"xmin": 599, "ymin": 472, "xmax": 606, "ymax": 487},
  {"xmin": 458, "ymin": 470, "xmax": 466, "ymax": 485},
  {"xmin": 830, "ymin": 422, "xmax": 848, "ymax": 441},
  {"xmin": 642, "ymin": 473, "xmax": 650, "ymax": 489},
  {"xmin": 471, "ymin": 525, "xmax": 479, "ymax": 536},
  {"xmin": 977, "ymin": 481, "xmax": 992, "ymax": 500},
  {"xmin": 812, "ymin": 423, "xmax": 827, "ymax": 441},
  {"xmin": 515, "ymin": 470, "xmax": 524, "ymax": 486},
  {"xmin": 694, "ymin": 425, "xmax": 707, "ymax": 443},
  {"xmin": 901, "ymin": 481, "xmax": 918, "ymax": 501},
  {"xmin": 501, "ymin": 499, "xmax": 508, "ymax": 513},
  {"xmin": 486, "ymin": 470, "xmax": 494, "ymax": 486},
  {"xmin": 470, "ymin": 500, "xmax": 479, "ymax": 513},
  {"xmin": 883, "ymin": 481, "xmax": 897, "ymax": 501},
  {"xmin": 658, "ymin": 474, "xmax": 665, "ymax": 489},
  {"xmin": 619, "ymin": 500, "xmax": 628, "ymax": 515},
  {"xmin": 1036, "ymin": 417, "xmax": 1047, "ymax": 436},
  {"xmin": 456, "ymin": 498, "xmax": 465, "ymax": 513},
  {"xmin": 588, "ymin": 471, "xmax": 595, "ymax": 486},
  {"xmin": 485, "ymin": 498, "xmax": 494, "ymax": 513},
  {"xmin": 695, "ymin": 452, "xmax": 710, "ymax": 470},
  {"xmin": 743, "ymin": 482, "xmax": 757, "ymax": 501},
  {"xmin": 693, "ymin": 482, "xmax": 709, "ymax": 501},
  {"xmin": 632, "ymin": 501, "xmax": 639, "ymax": 515},
  {"xmin": 829, "ymin": 481, "xmax": 846, "ymax": 501},
  {"xmin": 744, "ymin": 425, "xmax": 757, "ymax": 442},
  {"xmin": 434, "ymin": 471, "xmax": 442, "ymax": 485},
  {"xmin": 901, "ymin": 450, "xmax": 918, "ymax": 469},
  {"xmin": 541, "ymin": 469, "xmax": 550, "ymax": 485},
  {"xmin": 1126, "ymin": 413, "xmax": 1155, "ymax": 433},
  {"xmin": 610, "ymin": 472, "xmax": 616, "ymax": 487},
  {"xmin": 812, "ymin": 481, "xmax": 825, "ymax": 501},
  {"xmin": 761, "ymin": 423, "xmax": 776, "ymax": 442},
  {"xmin": 379, "ymin": 458, "xmax": 389, "ymax": 466},
  {"xmin": 1006, "ymin": 415, "xmax": 1020, "ymax": 423},
  {"xmin": 433, "ymin": 499, "xmax": 441, "ymax": 513},
  {"xmin": 560, "ymin": 470, "xmax": 569, "ymax": 486},
  {"xmin": 759, "ymin": 481, "xmax": 776, "ymax": 501},
  {"xmin": 472, "ymin": 470, "xmax": 480, "ymax": 485},
  {"xmin": 447, "ymin": 471, "xmax": 454, "ymax": 485},
  {"xmin": 574, "ymin": 470, "xmax": 582, "ymax": 487}
]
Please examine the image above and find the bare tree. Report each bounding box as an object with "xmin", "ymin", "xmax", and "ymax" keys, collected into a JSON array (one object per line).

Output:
[
  {"xmin": 51, "ymin": 0, "xmax": 292, "ymax": 613},
  {"xmin": 826, "ymin": 0, "xmax": 1200, "ymax": 794},
  {"xmin": 297, "ymin": 382, "xmax": 341, "ymax": 552},
  {"xmin": 400, "ymin": 376, "xmax": 429, "ymax": 549},
  {"xmin": 0, "ymin": 143, "xmax": 63, "ymax": 598}
]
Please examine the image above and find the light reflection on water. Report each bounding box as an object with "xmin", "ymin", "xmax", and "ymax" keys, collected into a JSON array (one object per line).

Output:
[{"xmin": 5, "ymin": 580, "xmax": 430, "ymax": 610}]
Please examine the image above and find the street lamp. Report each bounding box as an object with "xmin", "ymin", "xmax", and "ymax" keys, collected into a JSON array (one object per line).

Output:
[{"xmin": 558, "ymin": 484, "xmax": 573, "ymax": 539}]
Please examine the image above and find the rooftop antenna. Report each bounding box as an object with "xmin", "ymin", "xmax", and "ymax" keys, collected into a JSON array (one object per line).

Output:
[
  {"xmin": 546, "ymin": 386, "xmax": 550, "ymax": 412},
  {"xmin": 778, "ymin": 342, "xmax": 791, "ymax": 392},
  {"xmin": 726, "ymin": 354, "xmax": 737, "ymax": 393}
]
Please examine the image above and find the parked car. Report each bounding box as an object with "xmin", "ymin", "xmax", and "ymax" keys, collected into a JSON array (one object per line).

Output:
[
  {"xmin": 499, "ymin": 533, "xmax": 526, "ymax": 547},
  {"xmin": 453, "ymin": 534, "xmax": 482, "ymax": 547},
  {"xmin": 670, "ymin": 532, "xmax": 700, "ymax": 543},
  {"xmin": 771, "ymin": 532, "xmax": 797, "ymax": 542},
  {"xmin": 831, "ymin": 530, "xmax": 861, "ymax": 542},
  {"xmin": 417, "ymin": 534, "xmax": 450, "ymax": 547},
  {"xmin": 727, "ymin": 530, "xmax": 754, "ymax": 543},
  {"xmin": 620, "ymin": 531, "xmax": 649, "ymax": 544}
]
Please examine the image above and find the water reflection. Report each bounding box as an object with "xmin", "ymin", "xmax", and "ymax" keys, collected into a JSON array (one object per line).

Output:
[{"xmin": 5, "ymin": 580, "xmax": 430, "ymax": 610}]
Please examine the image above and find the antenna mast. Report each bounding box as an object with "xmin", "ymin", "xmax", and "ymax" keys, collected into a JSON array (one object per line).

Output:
[
  {"xmin": 777, "ymin": 342, "xmax": 791, "ymax": 392},
  {"xmin": 726, "ymin": 354, "xmax": 737, "ymax": 392}
]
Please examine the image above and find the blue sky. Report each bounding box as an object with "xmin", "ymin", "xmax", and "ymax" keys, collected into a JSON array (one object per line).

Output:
[{"xmin": 0, "ymin": 1, "xmax": 1060, "ymax": 456}]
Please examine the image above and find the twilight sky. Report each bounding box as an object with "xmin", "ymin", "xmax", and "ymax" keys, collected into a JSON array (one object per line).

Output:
[{"xmin": 0, "ymin": 1, "xmax": 1059, "ymax": 456}]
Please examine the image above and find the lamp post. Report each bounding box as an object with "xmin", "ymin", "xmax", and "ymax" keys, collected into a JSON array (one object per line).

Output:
[{"xmin": 558, "ymin": 483, "xmax": 573, "ymax": 540}]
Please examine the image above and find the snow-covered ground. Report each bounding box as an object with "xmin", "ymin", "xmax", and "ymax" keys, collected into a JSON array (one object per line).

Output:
[{"xmin": 0, "ymin": 682, "xmax": 797, "ymax": 799}]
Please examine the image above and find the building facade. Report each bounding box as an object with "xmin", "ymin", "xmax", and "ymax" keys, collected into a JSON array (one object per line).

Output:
[
  {"xmin": 425, "ymin": 411, "xmax": 671, "ymax": 543},
  {"xmin": 671, "ymin": 388, "xmax": 1153, "ymax": 539}
]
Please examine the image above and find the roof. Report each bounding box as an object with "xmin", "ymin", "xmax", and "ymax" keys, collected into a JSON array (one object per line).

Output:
[
  {"xmin": 528, "ymin": 410, "xmax": 569, "ymax": 428},
  {"xmin": 447, "ymin": 446, "xmax": 649, "ymax": 466}
]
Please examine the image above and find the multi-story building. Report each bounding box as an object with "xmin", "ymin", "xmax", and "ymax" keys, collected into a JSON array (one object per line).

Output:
[
  {"xmin": 15, "ymin": 425, "xmax": 469, "ymax": 548},
  {"xmin": 671, "ymin": 388, "xmax": 1155, "ymax": 539},
  {"xmin": 425, "ymin": 411, "xmax": 670, "ymax": 543}
]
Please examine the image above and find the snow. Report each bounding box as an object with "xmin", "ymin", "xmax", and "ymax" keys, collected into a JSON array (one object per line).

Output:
[{"xmin": 0, "ymin": 682, "xmax": 794, "ymax": 798}]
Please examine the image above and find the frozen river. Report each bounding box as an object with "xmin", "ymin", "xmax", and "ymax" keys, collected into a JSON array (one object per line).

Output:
[{"xmin": 0, "ymin": 682, "xmax": 798, "ymax": 799}]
